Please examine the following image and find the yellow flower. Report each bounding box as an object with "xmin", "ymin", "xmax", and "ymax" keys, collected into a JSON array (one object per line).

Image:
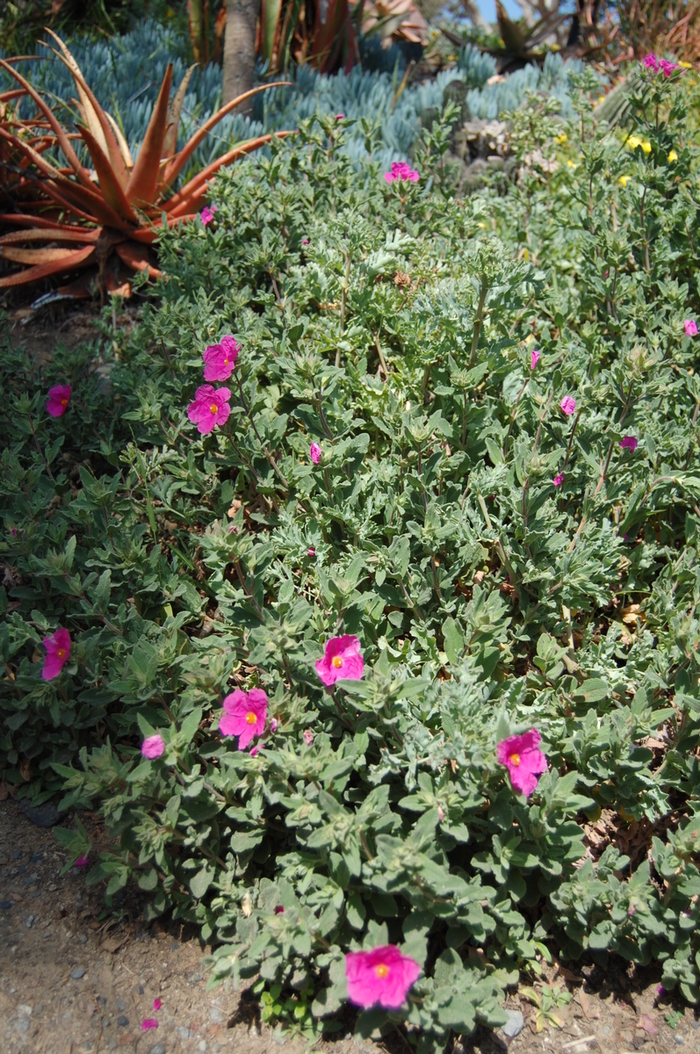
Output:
[
  {"xmin": 679, "ymin": 61, "xmax": 692, "ymax": 68},
  {"xmin": 641, "ymin": 141, "xmax": 652, "ymax": 154},
  {"xmin": 668, "ymin": 149, "xmax": 678, "ymax": 162},
  {"xmin": 477, "ymin": 222, "xmax": 486, "ymax": 229},
  {"xmin": 555, "ymin": 133, "xmax": 567, "ymax": 144},
  {"xmin": 597, "ymin": 96, "xmax": 605, "ymax": 105},
  {"xmin": 567, "ymin": 160, "xmax": 578, "ymax": 169},
  {"xmin": 627, "ymin": 135, "xmax": 641, "ymax": 150},
  {"xmin": 619, "ymin": 175, "xmax": 631, "ymax": 187}
]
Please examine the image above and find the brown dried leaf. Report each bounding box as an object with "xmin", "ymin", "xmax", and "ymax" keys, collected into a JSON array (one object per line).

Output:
[{"xmin": 637, "ymin": 1013, "xmax": 659, "ymax": 1035}]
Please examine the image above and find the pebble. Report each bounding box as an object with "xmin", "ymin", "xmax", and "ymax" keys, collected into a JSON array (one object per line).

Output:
[
  {"xmin": 149, "ymin": 1045, "xmax": 166, "ymax": 1054},
  {"xmin": 117, "ymin": 1016, "xmax": 129, "ymax": 1027},
  {"xmin": 177, "ymin": 1027, "xmax": 195, "ymax": 1041},
  {"xmin": 209, "ymin": 1008, "xmax": 222, "ymax": 1023},
  {"xmin": 78, "ymin": 934, "xmax": 88, "ymax": 944},
  {"xmin": 674, "ymin": 1036, "xmax": 685, "ymax": 1046},
  {"xmin": 29, "ymin": 853, "xmax": 44, "ymax": 863},
  {"xmin": 16, "ymin": 1016, "xmax": 30, "ymax": 1034},
  {"xmin": 0, "ymin": 901, "xmax": 12, "ymax": 910},
  {"xmin": 116, "ymin": 999, "xmax": 126, "ymax": 1011},
  {"xmin": 189, "ymin": 972, "xmax": 203, "ymax": 984},
  {"xmin": 599, "ymin": 1026, "xmax": 612, "ymax": 1036},
  {"xmin": 501, "ymin": 1009, "xmax": 525, "ymax": 1039},
  {"xmin": 97, "ymin": 996, "xmax": 106, "ymax": 1006},
  {"xmin": 197, "ymin": 1042, "xmax": 207, "ymax": 1053},
  {"xmin": 70, "ymin": 968, "xmax": 86, "ymax": 980},
  {"xmin": 692, "ymin": 1021, "xmax": 700, "ymax": 1031},
  {"xmin": 24, "ymin": 915, "xmax": 34, "ymax": 929},
  {"xmin": 17, "ymin": 1005, "xmax": 32, "ymax": 1016}
]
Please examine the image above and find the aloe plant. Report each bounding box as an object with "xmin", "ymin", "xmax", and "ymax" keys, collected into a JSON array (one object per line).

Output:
[{"xmin": 0, "ymin": 31, "xmax": 290, "ymax": 292}]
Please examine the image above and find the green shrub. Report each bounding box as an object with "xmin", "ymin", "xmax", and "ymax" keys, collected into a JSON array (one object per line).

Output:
[{"xmin": 3, "ymin": 65, "xmax": 700, "ymax": 1049}]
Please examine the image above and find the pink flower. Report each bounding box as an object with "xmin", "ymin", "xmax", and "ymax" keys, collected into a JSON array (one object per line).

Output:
[
  {"xmin": 553, "ymin": 472, "xmax": 564, "ymax": 487},
  {"xmin": 309, "ymin": 442, "xmax": 322, "ymax": 464},
  {"xmin": 141, "ymin": 1019, "xmax": 158, "ymax": 1031},
  {"xmin": 497, "ymin": 729, "xmax": 547, "ymax": 797},
  {"xmin": 619, "ymin": 436, "xmax": 638, "ymax": 451},
  {"xmin": 560, "ymin": 396, "xmax": 576, "ymax": 415},
  {"xmin": 530, "ymin": 349, "xmax": 540, "ymax": 370},
  {"xmin": 187, "ymin": 384, "xmax": 231, "ymax": 434},
  {"xmin": 203, "ymin": 336, "xmax": 240, "ymax": 381},
  {"xmin": 219, "ymin": 688, "xmax": 267, "ymax": 750},
  {"xmin": 659, "ymin": 58, "xmax": 680, "ymax": 77},
  {"xmin": 302, "ymin": 237, "xmax": 309, "ymax": 245},
  {"xmin": 42, "ymin": 628, "xmax": 71, "ymax": 680},
  {"xmin": 656, "ymin": 984, "xmax": 665, "ymax": 997},
  {"xmin": 302, "ymin": 729, "xmax": 314, "ymax": 746},
  {"xmin": 307, "ymin": 547, "xmax": 316, "ymax": 556},
  {"xmin": 153, "ymin": 999, "xmax": 162, "ymax": 1011},
  {"xmin": 384, "ymin": 161, "xmax": 419, "ymax": 184},
  {"xmin": 46, "ymin": 384, "xmax": 72, "ymax": 418},
  {"xmin": 685, "ymin": 319, "xmax": 698, "ymax": 337},
  {"xmin": 336, "ymin": 113, "xmax": 345, "ymax": 120},
  {"xmin": 74, "ymin": 854, "xmax": 89, "ymax": 867},
  {"xmin": 643, "ymin": 53, "xmax": 659, "ymax": 71},
  {"xmin": 200, "ymin": 205, "xmax": 218, "ymax": 226},
  {"xmin": 274, "ymin": 905, "xmax": 285, "ymax": 914},
  {"xmin": 316, "ymin": 635, "xmax": 364, "ymax": 686},
  {"xmin": 270, "ymin": 718, "xmax": 278, "ymax": 733},
  {"xmin": 141, "ymin": 734, "xmax": 165, "ymax": 760},
  {"xmin": 345, "ymin": 945, "xmax": 421, "ymax": 1010}
]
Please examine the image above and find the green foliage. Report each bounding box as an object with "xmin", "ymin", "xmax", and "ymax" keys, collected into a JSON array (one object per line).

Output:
[{"xmin": 3, "ymin": 65, "xmax": 700, "ymax": 1049}]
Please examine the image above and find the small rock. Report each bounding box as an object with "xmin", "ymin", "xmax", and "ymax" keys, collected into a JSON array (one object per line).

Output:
[
  {"xmin": 691, "ymin": 1020, "xmax": 700, "ymax": 1031},
  {"xmin": 600, "ymin": 1026, "xmax": 612, "ymax": 1036},
  {"xmin": 78, "ymin": 934, "xmax": 88, "ymax": 944},
  {"xmin": 272, "ymin": 1032, "xmax": 287, "ymax": 1046},
  {"xmin": 43, "ymin": 932, "xmax": 51, "ymax": 939},
  {"xmin": 149, "ymin": 1045, "xmax": 166, "ymax": 1054},
  {"xmin": 117, "ymin": 1016, "xmax": 129, "ymax": 1027},
  {"xmin": 116, "ymin": 999, "xmax": 126, "ymax": 1011},
  {"xmin": 189, "ymin": 972, "xmax": 203, "ymax": 984},
  {"xmin": 0, "ymin": 901, "xmax": 12, "ymax": 910},
  {"xmin": 97, "ymin": 996, "xmax": 106, "ymax": 1006},
  {"xmin": 177, "ymin": 1027, "xmax": 195, "ymax": 1041},
  {"xmin": 71, "ymin": 968, "xmax": 86, "ymax": 980},
  {"xmin": 674, "ymin": 1036, "xmax": 685, "ymax": 1046},
  {"xmin": 197, "ymin": 1042, "xmax": 207, "ymax": 1053},
  {"xmin": 209, "ymin": 1008, "xmax": 222, "ymax": 1023},
  {"xmin": 502, "ymin": 1009, "xmax": 525, "ymax": 1039},
  {"xmin": 17, "ymin": 1005, "xmax": 32, "ymax": 1016},
  {"xmin": 17, "ymin": 800, "xmax": 62, "ymax": 828},
  {"xmin": 30, "ymin": 853, "xmax": 44, "ymax": 863},
  {"xmin": 15, "ymin": 1016, "xmax": 30, "ymax": 1034},
  {"xmin": 23, "ymin": 915, "xmax": 34, "ymax": 929}
]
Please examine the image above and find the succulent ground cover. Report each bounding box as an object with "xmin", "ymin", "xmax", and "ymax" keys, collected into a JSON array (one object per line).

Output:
[{"xmin": 2, "ymin": 58, "xmax": 700, "ymax": 1053}]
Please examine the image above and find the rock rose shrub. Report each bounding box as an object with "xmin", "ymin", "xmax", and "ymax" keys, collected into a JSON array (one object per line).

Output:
[{"xmin": 3, "ymin": 71, "xmax": 700, "ymax": 1049}]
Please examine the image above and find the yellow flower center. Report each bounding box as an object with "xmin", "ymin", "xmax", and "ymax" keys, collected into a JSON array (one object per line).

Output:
[
  {"xmin": 57, "ymin": 649, "xmax": 66, "ymax": 658},
  {"xmin": 210, "ymin": 403, "xmax": 218, "ymax": 414},
  {"xmin": 510, "ymin": 753, "xmax": 521, "ymax": 766},
  {"xmin": 245, "ymin": 712, "xmax": 257, "ymax": 725},
  {"xmin": 224, "ymin": 358, "xmax": 229, "ymax": 364},
  {"xmin": 332, "ymin": 656, "xmax": 343, "ymax": 668},
  {"xmin": 61, "ymin": 398, "xmax": 68, "ymax": 406},
  {"xmin": 375, "ymin": 963, "xmax": 389, "ymax": 979}
]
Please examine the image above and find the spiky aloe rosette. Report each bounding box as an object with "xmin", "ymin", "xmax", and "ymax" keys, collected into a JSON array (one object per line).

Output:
[{"xmin": 0, "ymin": 31, "xmax": 291, "ymax": 294}]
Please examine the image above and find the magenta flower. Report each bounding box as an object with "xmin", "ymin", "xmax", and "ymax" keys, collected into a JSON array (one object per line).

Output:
[
  {"xmin": 384, "ymin": 161, "xmax": 419, "ymax": 184},
  {"xmin": 302, "ymin": 237, "xmax": 309, "ymax": 245},
  {"xmin": 46, "ymin": 384, "xmax": 72, "ymax": 418},
  {"xmin": 345, "ymin": 945, "xmax": 421, "ymax": 1010},
  {"xmin": 42, "ymin": 628, "xmax": 71, "ymax": 680},
  {"xmin": 553, "ymin": 472, "xmax": 564, "ymax": 487},
  {"xmin": 141, "ymin": 1019, "xmax": 158, "ymax": 1031},
  {"xmin": 659, "ymin": 58, "xmax": 681, "ymax": 77},
  {"xmin": 643, "ymin": 53, "xmax": 659, "ymax": 71},
  {"xmin": 530, "ymin": 349, "xmax": 540, "ymax": 370},
  {"xmin": 560, "ymin": 396, "xmax": 576, "ymax": 416},
  {"xmin": 684, "ymin": 319, "xmax": 698, "ymax": 337},
  {"xmin": 153, "ymin": 999, "xmax": 162, "ymax": 1011},
  {"xmin": 74, "ymin": 854, "xmax": 89, "ymax": 867},
  {"xmin": 619, "ymin": 436, "xmax": 638, "ymax": 451},
  {"xmin": 309, "ymin": 442, "xmax": 322, "ymax": 464},
  {"xmin": 302, "ymin": 729, "xmax": 314, "ymax": 746},
  {"xmin": 187, "ymin": 384, "xmax": 231, "ymax": 434},
  {"xmin": 274, "ymin": 905, "xmax": 285, "ymax": 914},
  {"xmin": 219, "ymin": 688, "xmax": 268, "ymax": 750},
  {"xmin": 316, "ymin": 635, "xmax": 364, "ymax": 686},
  {"xmin": 307, "ymin": 547, "xmax": 316, "ymax": 556},
  {"xmin": 497, "ymin": 729, "xmax": 547, "ymax": 797},
  {"xmin": 141, "ymin": 734, "xmax": 165, "ymax": 760},
  {"xmin": 656, "ymin": 984, "xmax": 665, "ymax": 997},
  {"xmin": 336, "ymin": 113, "xmax": 345, "ymax": 120},
  {"xmin": 203, "ymin": 336, "xmax": 240, "ymax": 381},
  {"xmin": 200, "ymin": 205, "xmax": 218, "ymax": 226},
  {"xmin": 270, "ymin": 718, "xmax": 278, "ymax": 733}
]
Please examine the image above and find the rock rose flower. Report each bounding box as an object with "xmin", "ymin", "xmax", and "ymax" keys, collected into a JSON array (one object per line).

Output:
[
  {"xmin": 345, "ymin": 945, "xmax": 421, "ymax": 1010},
  {"xmin": 619, "ymin": 436, "xmax": 638, "ymax": 451},
  {"xmin": 316, "ymin": 635, "xmax": 364, "ymax": 686},
  {"xmin": 203, "ymin": 336, "xmax": 239, "ymax": 382},
  {"xmin": 219, "ymin": 688, "xmax": 268, "ymax": 750},
  {"xmin": 200, "ymin": 205, "xmax": 218, "ymax": 225},
  {"xmin": 187, "ymin": 384, "xmax": 231, "ymax": 434},
  {"xmin": 309, "ymin": 442, "xmax": 322, "ymax": 464},
  {"xmin": 684, "ymin": 319, "xmax": 698, "ymax": 337},
  {"xmin": 553, "ymin": 472, "xmax": 564, "ymax": 487},
  {"xmin": 384, "ymin": 161, "xmax": 419, "ymax": 184},
  {"xmin": 497, "ymin": 729, "xmax": 547, "ymax": 797},
  {"xmin": 46, "ymin": 384, "xmax": 72, "ymax": 418},
  {"xmin": 42, "ymin": 628, "xmax": 71, "ymax": 680},
  {"xmin": 530, "ymin": 349, "xmax": 540, "ymax": 370},
  {"xmin": 560, "ymin": 396, "xmax": 576, "ymax": 416},
  {"xmin": 141, "ymin": 734, "xmax": 165, "ymax": 759}
]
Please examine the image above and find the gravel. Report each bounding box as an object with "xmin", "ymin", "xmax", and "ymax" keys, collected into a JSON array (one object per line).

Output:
[
  {"xmin": 70, "ymin": 967, "xmax": 86, "ymax": 980},
  {"xmin": 502, "ymin": 1009, "xmax": 525, "ymax": 1039}
]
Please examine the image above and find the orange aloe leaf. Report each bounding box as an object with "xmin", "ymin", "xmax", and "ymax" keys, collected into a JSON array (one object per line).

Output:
[
  {"xmin": 0, "ymin": 215, "xmax": 94, "ymax": 233},
  {"xmin": 0, "ymin": 244, "xmax": 95, "ymax": 287},
  {"xmin": 42, "ymin": 29, "xmax": 130, "ymax": 189},
  {"xmin": 78, "ymin": 124, "xmax": 139, "ymax": 224},
  {"xmin": 0, "ymin": 246, "xmax": 87, "ymax": 264},
  {"xmin": 0, "ymin": 229, "xmax": 100, "ymax": 244},
  {"xmin": 129, "ymin": 215, "xmax": 198, "ymax": 244},
  {"xmin": 125, "ymin": 64, "xmax": 173, "ymax": 207},
  {"xmin": 114, "ymin": 242, "xmax": 162, "ymax": 278},
  {"xmin": 163, "ymin": 65, "xmax": 197, "ymax": 163},
  {"xmin": 161, "ymin": 82, "xmax": 291, "ymax": 189},
  {"xmin": 0, "ymin": 59, "xmax": 93, "ymax": 186},
  {"xmin": 163, "ymin": 131, "xmax": 293, "ymax": 214}
]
